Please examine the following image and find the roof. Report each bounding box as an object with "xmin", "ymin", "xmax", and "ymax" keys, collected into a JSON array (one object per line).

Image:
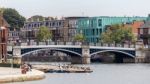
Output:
[
  {"xmin": 65, "ymin": 17, "xmax": 88, "ymax": 20},
  {"xmin": 139, "ymin": 21, "xmax": 150, "ymax": 28},
  {"xmin": 2, "ymin": 17, "xmax": 10, "ymax": 27},
  {"xmin": 0, "ymin": 15, "xmax": 10, "ymax": 27}
]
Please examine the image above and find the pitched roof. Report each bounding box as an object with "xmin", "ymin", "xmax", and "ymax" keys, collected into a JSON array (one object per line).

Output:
[
  {"xmin": 140, "ymin": 21, "xmax": 150, "ymax": 28},
  {"xmin": 0, "ymin": 14, "xmax": 10, "ymax": 27},
  {"xmin": 1, "ymin": 16, "xmax": 10, "ymax": 27}
]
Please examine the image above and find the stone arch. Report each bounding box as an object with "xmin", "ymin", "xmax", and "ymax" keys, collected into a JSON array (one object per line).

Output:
[
  {"xmin": 21, "ymin": 48, "xmax": 82, "ymax": 57},
  {"xmin": 90, "ymin": 50, "xmax": 135, "ymax": 58}
]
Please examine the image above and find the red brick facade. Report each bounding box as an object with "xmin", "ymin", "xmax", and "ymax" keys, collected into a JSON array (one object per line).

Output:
[
  {"xmin": 0, "ymin": 14, "xmax": 9, "ymax": 63},
  {"xmin": 124, "ymin": 21, "xmax": 144, "ymax": 36}
]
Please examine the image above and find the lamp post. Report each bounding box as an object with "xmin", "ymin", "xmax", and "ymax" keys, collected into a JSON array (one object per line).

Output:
[{"xmin": 11, "ymin": 44, "xmax": 14, "ymax": 68}]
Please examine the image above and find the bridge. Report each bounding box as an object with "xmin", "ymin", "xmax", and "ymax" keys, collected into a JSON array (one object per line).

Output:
[{"xmin": 7, "ymin": 43, "xmax": 144, "ymax": 64}]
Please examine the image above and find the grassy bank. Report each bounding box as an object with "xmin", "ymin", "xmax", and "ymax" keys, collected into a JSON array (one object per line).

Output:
[{"xmin": 0, "ymin": 63, "xmax": 20, "ymax": 68}]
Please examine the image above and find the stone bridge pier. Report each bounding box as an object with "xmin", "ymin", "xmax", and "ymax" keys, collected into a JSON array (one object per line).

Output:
[
  {"xmin": 135, "ymin": 42, "xmax": 146, "ymax": 63},
  {"xmin": 13, "ymin": 47, "xmax": 22, "ymax": 64},
  {"xmin": 71, "ymin": 45, "xmax": 90, "ymax": 64},
  {"xmin": 81, "ymin": 45, "xmax": 90, "ymax": 64}
]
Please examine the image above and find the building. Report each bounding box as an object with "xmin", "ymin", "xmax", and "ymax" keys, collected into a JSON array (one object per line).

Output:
[
  {"xmin": 22, "ymin": 17, "xmax": 88, "ymax": 43},
  {"xmin": 22, "ymin": 18, "xmax": 67, "ymax": 43},
  {"xmin": 77, "ymin": 16, "xmax": 146, "ymax": 43},
  {"xmin": 0, "ymin": 13, "xmax": 9, "ymax": 63},
  {"xmin": 138, "ymin": 15, "xmax": 150, "ymax": 45},
  {"xmin": 124, "ymin": 21, "xmax": 144, "ymax": 37},
  {"xmin": 65, "ymin": 17, "xmax": 88, "ymax": 42},
  {"xmin": 8, "ymin": 29, "xmax": 20, "ymax": 44}
]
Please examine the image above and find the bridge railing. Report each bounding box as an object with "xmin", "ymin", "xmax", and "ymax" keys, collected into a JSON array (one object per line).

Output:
[
  {"xmin": 7, "ymin": 41, "xmax": 136, "ymax": 48},
  {"xmin": 91, "ymin": 43, "xmax": 136, "ymax": 48}
]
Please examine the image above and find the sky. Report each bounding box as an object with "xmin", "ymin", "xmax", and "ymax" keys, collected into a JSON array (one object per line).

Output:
[{"xmin": 1, "ymin": 0, "xmax": 150, "ymax": 18}]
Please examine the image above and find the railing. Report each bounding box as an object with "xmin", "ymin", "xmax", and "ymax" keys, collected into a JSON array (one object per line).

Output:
[{"xmin": 7, "ymin": 41, "xmax": 136, "ymax": 48}]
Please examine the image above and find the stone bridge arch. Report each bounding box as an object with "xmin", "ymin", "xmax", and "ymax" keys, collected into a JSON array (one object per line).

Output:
[
  {"xmin": 90, "ymin": 50, "xmax": 135, "ymax": 58},
  {"xmin": 90, "ymin": 50, "xmax": 135, "ymax": 63},
  {"xmin": 21, "ymin": 48, "xmax": 82, "ymax": 57}
]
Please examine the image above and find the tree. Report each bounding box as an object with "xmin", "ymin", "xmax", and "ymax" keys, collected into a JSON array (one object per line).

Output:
[
  {"xmin": 0, "ymin": 8, "xmax": 4, "ymax": 15},
  {"xmin": 1, "ymin": 8, "xmax": 26, "ymax": 30},
  {"xmin": 74, "ymin": 34, "xmax": 85, "ymax": 42},
  {"xmin": 28, "ymin": 15, "xmax": 55, "ymax": 22},
  {"xmin": 101, "ymin": 29, "xmax": 113, "ymax": 43},
  {"xmin": 37, "ymin": 26, "xmax": 52, "ymax": 44},
  {"xmin": 28, "ymin": 15, "xmax": 44, "ymax": 22},
  {"xmin": 101, "ymin": 24, "xmax": 135, "ymax": 44}
]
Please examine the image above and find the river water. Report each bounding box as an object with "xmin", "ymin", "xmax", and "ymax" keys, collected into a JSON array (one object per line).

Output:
[{"xmin": 13, "ymin": 63, "xmax": 150, "ymax": 84}]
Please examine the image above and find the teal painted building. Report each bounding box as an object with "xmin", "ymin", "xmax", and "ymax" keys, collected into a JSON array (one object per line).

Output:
[{"xmin": 77, "ymin": 16, "xmax": 147, "ymax": 43}]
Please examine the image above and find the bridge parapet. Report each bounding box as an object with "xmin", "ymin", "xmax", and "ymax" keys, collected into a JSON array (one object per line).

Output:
[
  {"xmin": 8, "ymin": 42, "xmax": 137, "ymax": 64},
  {"xmin": 8, "ymin": 41, "xmax": 136, "ymax": 48}
]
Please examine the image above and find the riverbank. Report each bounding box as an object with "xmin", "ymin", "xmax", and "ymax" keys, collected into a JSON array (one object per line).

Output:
[{"xmin": 0, "ymin": 67, "xmax": 45, "ymax": 83}]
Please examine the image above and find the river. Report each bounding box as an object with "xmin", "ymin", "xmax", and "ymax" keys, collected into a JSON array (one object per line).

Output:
[{"xmin": 13, "ymin": 63, "xmax": 150, "ymax": 84}]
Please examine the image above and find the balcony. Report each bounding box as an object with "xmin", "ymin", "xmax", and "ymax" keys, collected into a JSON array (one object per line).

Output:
[{"xmin": 139, "ymin": 34, "xmax": 150, "ymax": 39}]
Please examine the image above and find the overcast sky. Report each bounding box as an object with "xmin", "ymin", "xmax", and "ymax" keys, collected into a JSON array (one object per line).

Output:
[{"xmin": 1, "ymin": 0, "xmax": 150, "ymax": 18}]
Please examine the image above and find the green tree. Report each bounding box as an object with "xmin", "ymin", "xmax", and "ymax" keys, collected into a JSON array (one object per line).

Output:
[
  {"xmin": 37, "ymin": 26, "xmax": 52, "ymax": 43},
  {"xmin": 74, "ymin": 34, "xmax": 85, "ymax": 42},
  {"xmin": 0, "ymin": 8, "xmax": 4, "ymax": 15},
  {"xmin": 101, "ymin": 24, "xmax": 135, "ymax": 44},
  {"xmin": 28, "ymin": 15, "xmax": 44, "ymax": 22},
  {"xmin": 28, "ymin": 15, "xmax": 54, "ymax": 22},
  {"xmin": 1, "ymin": 8, "xmax": 26, "ymax": 30},
  {"xmin": 101, "ymin": 29, "xmax": 113, "ymax": 43}
]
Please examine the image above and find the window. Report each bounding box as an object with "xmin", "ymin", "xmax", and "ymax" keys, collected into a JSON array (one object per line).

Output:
[
  {"xmin": 87, "ymin": 20, "xmax": 89, "ymax": 27},
  {"xmin": 91, "ymin": 20, "xmax": 94, "ymax": 27},
  {"xmin": 99, "ymin": 29, "xmax": 102, "ymax": 34},
  {"xmin": 148, "ymin": 29, "xmax": 150, "ymax": 34},
  {"xmin": 59, "ymin": 22, "xmax": 61, "ymax": 26},
  {"xmin": 92, "ymin": 29, "xmax": 94, "ymax": 35},
  {"xmin": 52, "ymin": 22, "xmax": 55, "ymax": 26},
  {"xmin": 143, "ymin": 28, "xmax": 148, "ymax": 34},
  {"xmin": 34, "ymin": 24, "xmax": 37, "ymax": 27},
  {"xmin": 45, "ymin": 22, "xmax": 49, "ymax": 27},
  {"xmin": 98, "ymin": 19, "xmax": 102, "ymax": 27},
  {"xmin": 49, "ymin": 22, "xmax": 51, "ymax": 27},
  {"xmin": 140, "ymin": 29, "xmax": 143, "ymax": 34},
  {"xmin": 96, "ymin": 29, "xmax": 98, "ymax": 35}
]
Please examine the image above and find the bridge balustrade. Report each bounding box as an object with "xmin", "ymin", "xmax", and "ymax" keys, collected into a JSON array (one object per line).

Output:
[{"xmin": 8, "ymin": 41, "xmax": 136, "ymax": 48}]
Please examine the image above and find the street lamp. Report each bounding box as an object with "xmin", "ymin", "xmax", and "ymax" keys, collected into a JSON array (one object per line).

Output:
[{"xmin": 11, "ymin": 44, "xmax": 14, "ymax": 68}]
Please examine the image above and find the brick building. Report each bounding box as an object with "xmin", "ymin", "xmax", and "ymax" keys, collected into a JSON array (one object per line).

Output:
[
  {"xmin": 124, "ymin": 21, "xmax": 144, "ymax": 36},
  {"xmin": 138, "ymin": 15, "xmax": 150, "ymax": 45},
  {"xmin": 21, "ymin": 17, "xmax": 87, "ymax": 43},
  {"xmin": 22, "ymin": 19, "xmax": 66, "ymax": 42},
  {"xmin": 0, "ymin": 13, "xmax": 9, "ymax": 62}
]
